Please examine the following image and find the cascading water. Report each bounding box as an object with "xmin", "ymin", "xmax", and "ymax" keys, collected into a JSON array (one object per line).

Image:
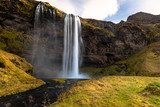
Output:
[
  {"xmin": 63, "ymin": 14, "xmax": 85, "ymax": 78},
  {"xmin": 32, "ymin": 3, "xmax": 42, "ymax": 63},
  {"xmin": 32, "ymin": 3, "xmax": 61, "ymax": 78}
]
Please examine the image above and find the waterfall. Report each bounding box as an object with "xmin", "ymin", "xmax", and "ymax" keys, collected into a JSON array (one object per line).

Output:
[
  {"xmin": 32, "ymin": 3, "xmax": 61, "ymax": 78},
  {"xmin": 63, "ymin": 14, "xmax": 84, "ymax": 78},
  {"xmin": 32, "ymin": 3, "xmax": 43, "ymax": 64},
  {"xmin": 32, "ymin": 3, "xmax": 89, "ymax": 79}
]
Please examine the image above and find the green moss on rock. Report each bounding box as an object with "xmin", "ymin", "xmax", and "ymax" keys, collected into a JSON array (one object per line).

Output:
[
  {"xmin": 0, "ymin": 0, "xmax": 37, "ymax": 19},
  {"xmin": 143, "ymin": 82, "xmax": 160, "ymax": 96},
  {"xmin": 142, "ymin": 23, "xmax": 160, "ymax": 42},
  {"xmin": 0, "ymin": 29, "xmax": 30, "ymax": 54}
]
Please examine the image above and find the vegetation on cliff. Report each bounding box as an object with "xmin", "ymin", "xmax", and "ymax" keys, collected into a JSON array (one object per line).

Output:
[
  {"xmin": 81, "ymin": 19, "xmax": 114, "ymax": 37},
  {"xmin": 0, "ymin": 0, "xmax": 37, "ymax": 19},
  {"xmin": 0, "ymin": 29, "xmax": 31, "ymax": 54},
  {"xmin": 52, "ymin": 76, "xmax": 160, "ymax": 107},
  {"xmin": 81, "ymin": 42, "xmax": 160, "ymax": 77},
  {"xmin": 0, "ymin": 49, "xmax": 45, "ymax": 97},
  {"xmin": 142, "ymin": 23, "xmax": 160, "ymax": 42}
]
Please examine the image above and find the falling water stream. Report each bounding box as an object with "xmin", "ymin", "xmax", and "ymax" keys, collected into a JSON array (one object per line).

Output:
[
  {"xmin": 32, "ymin": 3, "xmax": 61, "ymax": 78},
  {"xmin": 63, "ymin": 14, "xmax": 87, "ymax": 78}
]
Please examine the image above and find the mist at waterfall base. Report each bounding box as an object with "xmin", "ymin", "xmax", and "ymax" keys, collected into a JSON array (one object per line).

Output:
[
  {"xmin": 31, "ymin": 3, "xmax": 89, "ymax": 79},
  {"xmin": 32, "ymin": 3, "xmax": 62, "ymax": 78}
]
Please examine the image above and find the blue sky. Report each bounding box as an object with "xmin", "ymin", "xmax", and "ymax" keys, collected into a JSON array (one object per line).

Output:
[{"xmin": 40, "ymin": 0, "xmax": 160, "ymax": 23}]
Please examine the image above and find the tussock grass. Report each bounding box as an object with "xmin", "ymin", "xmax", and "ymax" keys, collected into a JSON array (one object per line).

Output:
[{"xmin": 52, "ymin": 76, "xmax": 160, "ymax": 107}]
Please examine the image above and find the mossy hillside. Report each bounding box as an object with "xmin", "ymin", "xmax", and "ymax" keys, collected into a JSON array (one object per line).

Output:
[
  {"xmin": 117, "ymin": 21, "xmax": 145, "ymax": 33},
  {"xmin": 120, "ymin": 42, "xmax": 160, "ymax": 76},
  {"xmin": 142, "ymin": 23, "xmax": 160, "ymax": 42},
  {"xmin": 0, "ymin": 0, "xmax": 37, "ymax": 19},
  {"xmin": 0, "ymin": 49, "xmax": 45, "ymax": 97},
  {"xmin": 81, "ymin": 19, "xmax": 115, "ymax": 37},
  {"xmin": 81, "ymin": 42, "xmax": 160, "ymax": 77},
  {"xmin": 52, "ymin": 76, "xmax": 160, "ymax": 107},
  {"xmin": 0, "ymin": 29, "xmax": 31, "ymax": 54}
]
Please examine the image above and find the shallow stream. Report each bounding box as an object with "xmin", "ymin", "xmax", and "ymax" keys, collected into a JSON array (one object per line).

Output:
[{"xmin": 0, "ymin": 79, "xmax": 87, "ymax": 107}]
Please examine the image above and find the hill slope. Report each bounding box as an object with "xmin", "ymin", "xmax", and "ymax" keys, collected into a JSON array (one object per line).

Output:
[{"xmin": 0, "ymin": 49, "xmax": 45, "ymax": 97}]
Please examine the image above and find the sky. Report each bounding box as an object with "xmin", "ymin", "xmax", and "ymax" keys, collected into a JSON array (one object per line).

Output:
[{"xmin": 39, "ymin": 0, "xmax": 160, "ymax": 23}]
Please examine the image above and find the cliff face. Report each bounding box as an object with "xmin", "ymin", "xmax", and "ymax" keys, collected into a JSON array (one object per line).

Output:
[
  {"xmin": 0, "ymin": 0, "xmax": 160, "ymax": 68},
  {"xmin": 82, "ymin": 20, "xmax": 147, "ymax": 66}
]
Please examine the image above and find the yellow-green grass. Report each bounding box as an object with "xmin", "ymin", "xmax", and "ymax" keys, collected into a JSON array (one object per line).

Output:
[
  {"xmin": 52, "ymin": 76, "xmax": 160, "ymax": 107},
  {"xmin": 0, "ymin": 49, "xmax": 45, "ymax": 97},
  {"xmin": 81, "ymin": 42, "xmax": 160, "ymax": 77},
  {"xmin": 52, "ymin": 79, "xmax": 67, "ymax": 83}
]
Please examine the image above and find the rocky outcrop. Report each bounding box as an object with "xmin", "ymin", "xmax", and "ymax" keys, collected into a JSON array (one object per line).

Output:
[{"xmin": 127, "ymin": 12, "xmax": 160, "ymax": 25}]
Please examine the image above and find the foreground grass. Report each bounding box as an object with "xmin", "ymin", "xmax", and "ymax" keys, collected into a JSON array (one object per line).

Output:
[
  {"xmin": 81, "ymin": 42, "xmax": 160, "ymax": 77},
  {"xmin": 52, "ymin": 76, "xmax": 160, "ymax": 107},
  {"xmin": 0, "ymin": 49, "xmax": 45, "ymax": 97}
]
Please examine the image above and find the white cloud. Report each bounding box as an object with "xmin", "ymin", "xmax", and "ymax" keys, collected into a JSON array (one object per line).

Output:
[
  {"xmin": 39, "ymin": 0, "xmax": 75, "ymax": 14},
  {"xmin": 138, "ymin": 0, "xmax": 160, "ymax": 15},
  {"xmin": 39, "ymin": 0, "xmax": 119, "ymax": 20},
  {"xmin": 82, "ymin": 0, "xmax": 119, "ymax": 19}
]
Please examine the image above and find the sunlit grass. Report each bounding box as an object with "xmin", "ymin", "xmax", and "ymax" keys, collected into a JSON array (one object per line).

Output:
[
  {"xmin": 0, "ymin": 49, "xmax": 45, "ymax": 97},
  {"xmin": 52, "ymin": 79, "xmax": 67, "ymax": 83},
  {"xmin": 52, "ymin": 76, "xmax": 160, "ymax": 107}
]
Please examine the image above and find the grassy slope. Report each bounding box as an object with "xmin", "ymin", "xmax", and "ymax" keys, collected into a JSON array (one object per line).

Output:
[
  {"xmin": 0, "ymin": 49, "xmax": 45, "ymax": 97},
  {"xmin": 81, "ymin": 42, "xmax": 160, "ymax": 77},
  {"xmin": 52, "ymin": 76, "xmax": 160, "ymax": 107}
]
